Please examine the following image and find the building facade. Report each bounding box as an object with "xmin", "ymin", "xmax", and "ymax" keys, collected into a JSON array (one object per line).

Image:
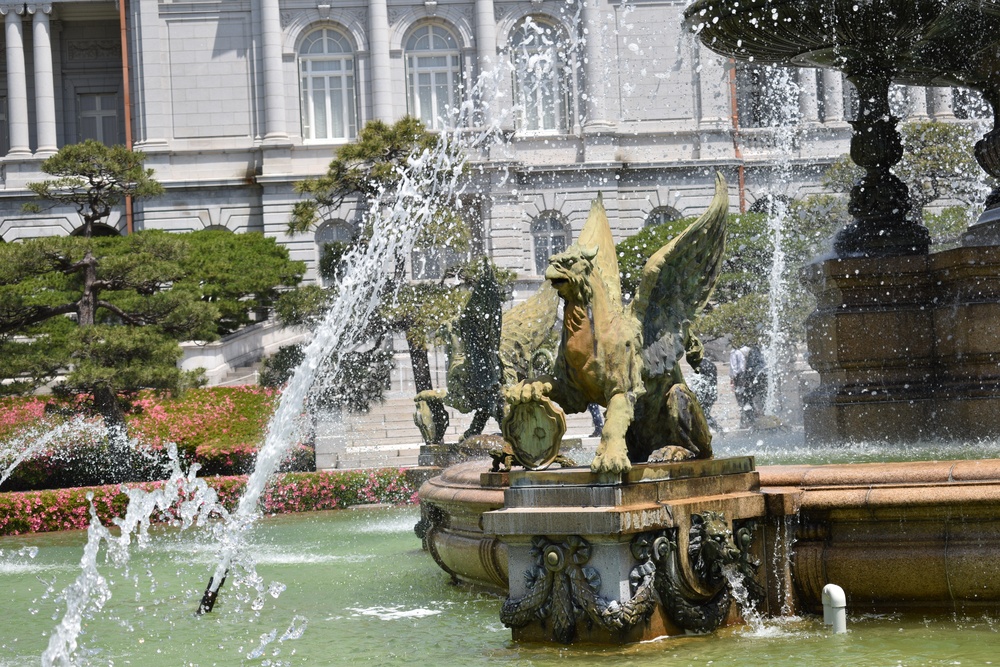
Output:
[{"xmin": 0, "ymin": 0, "xmax": 972, "ymax": 288}]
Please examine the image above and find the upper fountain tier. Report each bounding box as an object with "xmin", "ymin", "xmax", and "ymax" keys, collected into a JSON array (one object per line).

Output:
[
  {"xmin": 685, "ymin": 0, "xmax": 1000, "ymax": 257},
  {"xmin": 684, "ymin": 0, "xmax": 989, "ymax": 81}
]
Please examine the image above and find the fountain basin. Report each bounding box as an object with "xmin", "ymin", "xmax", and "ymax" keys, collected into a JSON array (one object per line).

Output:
[
  {"xmin": 418, "ymin": 457, "xmax": 1000, "ymax": 624},
  {"xmin": 803, "ymin": 246, "xmax": 1000, "ymax": 444},
  {"xmin": 4, "ymin": 507, "xmax": 1000, "ymax": 665}
]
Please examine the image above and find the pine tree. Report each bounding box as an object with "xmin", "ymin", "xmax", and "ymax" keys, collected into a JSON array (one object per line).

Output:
[
  {"xmin": 1, "ymin": 142, "xmax": 304, "ymax": 437},
  {"xmin": 287, "ymin": 117, "xmax": 478, "ymax": 403}
]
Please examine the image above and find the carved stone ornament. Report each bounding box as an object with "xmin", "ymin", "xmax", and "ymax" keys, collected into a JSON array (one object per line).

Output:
[
  {"xmin": 66, "ymin": 39, "xmax": 118, "ymax": 61},
  {"xmin": 501, "ymin": 393, "xmax": 566, "ymax": 469},
  {"xmin": 655, "ymin": 511, "xmax": 763, "ymax": 633},
  {"xmin": 500, "ymin": 512, "xmax": 762, "ymax": 642},
  {"xmin": 500, "ymin": 535, "xmax": 657, "ymax": 643},
  {"xmin": 414, "ymin": 503, "xmax": 462, "ymax": 584}
]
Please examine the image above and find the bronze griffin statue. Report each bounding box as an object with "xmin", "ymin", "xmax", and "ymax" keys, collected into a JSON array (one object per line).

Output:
[{"xmin": 504, "ymin": 174, "xmax": 728, "ymax": 474}]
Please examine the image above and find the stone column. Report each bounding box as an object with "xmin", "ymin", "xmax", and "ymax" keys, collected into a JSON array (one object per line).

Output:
[
  {"xmin": 836, "ymin": 67, "xmax": 929, "ymax": 257},
  {"xmin": 29, "ymin": 4, "xmax": 56, "ymax": 155},
  {"xmin": 932, "ymin": 86, "xmax": 954, "ymax": 119},
  {"xmin": 581, "ymin": 0, "xmax": 609, "ymax": 129},
  {"xmin": 909, "ymin": 86, "xmax": 929, "ymax": 119},
  {"xmin": 368, "ymin": 0, "xmax": 393, "ymax": 123},
  {"xmin": 822, "ymin": 70, "xmax": 844, "ymax": 122},
  {"xmin": 474, "ymin": 0, "xmax": 497, "ymax": 125},
  {"xmin": 2, "ymin": 5, "xmax": 29, "ymax": 156},
  {"xmin": 260, "ymin": 0, "xmax": 287, "ymax": 143},
  {"xmin": 798, "ymin": 68, "xmax": 819, "ymax": 122}
]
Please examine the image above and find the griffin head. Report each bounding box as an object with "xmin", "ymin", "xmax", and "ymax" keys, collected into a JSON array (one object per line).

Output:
[{"xmin": 544, "ymin": 244, "xmax": 598, "ymax": 304}]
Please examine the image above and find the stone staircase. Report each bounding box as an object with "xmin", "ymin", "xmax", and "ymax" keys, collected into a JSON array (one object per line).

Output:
[
  {"xmin": 313, "ymin": 394, "xmax": 600, "ymax": 470},
  {"xmin": 214, "ymin": 361, "xmax": 262, "ymax": 387}
]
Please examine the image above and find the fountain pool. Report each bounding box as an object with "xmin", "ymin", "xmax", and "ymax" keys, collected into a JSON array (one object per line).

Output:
[{"xmin": 1, "ymin": 506, "xmax": 998, "ymax": 666}]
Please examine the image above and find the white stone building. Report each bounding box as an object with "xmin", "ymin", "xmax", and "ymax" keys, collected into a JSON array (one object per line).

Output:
[{"xmin": 0, "ymin": 0, "xmax": 971, "ymax": 283}]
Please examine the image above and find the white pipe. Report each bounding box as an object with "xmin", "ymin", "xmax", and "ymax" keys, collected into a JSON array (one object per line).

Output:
[{"xmin": 821, "ymin": 583, "xmax": 847, "ymax": 634}]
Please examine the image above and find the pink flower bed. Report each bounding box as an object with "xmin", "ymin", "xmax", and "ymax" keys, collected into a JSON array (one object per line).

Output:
[
  {"xmin": 0, "ymin": 388, "xmax": 314, "ymax": 490},
  {"xmin": 128, "ymin": 386, "xmax": 280, "ymax": 452},
  {"xmin": 0, "ymin": 398, "xmax": 47, "ymax": 440},
  {"xmin": 0, "ymin": 468, "xmax": 418, "ymax": 536}
]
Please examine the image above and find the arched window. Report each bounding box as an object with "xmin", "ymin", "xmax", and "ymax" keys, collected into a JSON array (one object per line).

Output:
[
  {"xmin": 510, "ymin": 17, "xmax": 573, "ymax": 134},
  {"xmin": 299, "ymin": 27, "xmax": 358, "ymax": 141},
  {"xmin": 405, "ymin": 24, "xmax": 463, "ymax": 130},
  {"xmin": 644, "ymin": 206, "xmax": 682, "ymax": 227},
  {"xmin": 531, "ymin": 212, "xmax": 569, "ymax": 275},
  {"xmin": 316, "ymin": 219, "xmax": 355, "ymax": 284}
]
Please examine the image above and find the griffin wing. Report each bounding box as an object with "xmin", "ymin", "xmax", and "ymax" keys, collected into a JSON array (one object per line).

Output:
[
  {"xmin": 577, "ymin": 194, "xmax": 623, "ymax": 306},
  {"xmin": 629, "ymin": 173, "xmax": 729, "ymax": 377},
  {"xmin": 499, "ymin": 281, "xmax": 560, "ymax": 385}
]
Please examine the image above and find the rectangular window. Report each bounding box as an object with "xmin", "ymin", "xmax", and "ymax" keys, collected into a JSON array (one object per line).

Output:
[
  {"xmin": 406, "ymin": 54, "xmax": 461, "ymax": 130},
  {"xmin": 300, "ymin": 57, "xmax": 356, "ymax": 140},
  {"xmin": 78, "ymin": 93, "xmax": 118, "ymax": 144}
]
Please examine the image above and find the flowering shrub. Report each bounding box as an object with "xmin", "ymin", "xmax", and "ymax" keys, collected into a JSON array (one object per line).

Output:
[
  {"xmin": 128, "ymin": 386, "xmax": 279, "ymax": 451},
  {"xmin": 0, "ymin": 397, "xmax": 47, "ymax": 440},
  {"xmin": 0, "ymin": 387, "xmax": 316, "ymax": 491},
  {"xmin": 193, "ymin": 442, "xmax": 315, "ymax": 476},
  {"xmin": 2, "ymin": 440, "xmax": 315, "ymax": 493},
  {"xmin": 0, "ymin": 468, "xmax": 417, "ymax": 536}
]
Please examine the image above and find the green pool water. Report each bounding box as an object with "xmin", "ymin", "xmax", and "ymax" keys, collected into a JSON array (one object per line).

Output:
[{"xmin": 1, "ymin": 507, "xmax": 997, "ymax": 666}]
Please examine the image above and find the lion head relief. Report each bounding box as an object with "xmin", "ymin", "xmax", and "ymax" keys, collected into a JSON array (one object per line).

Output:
[{"xmin": 545, "ymin": 244, "xmax": 598, "ymax": 304}]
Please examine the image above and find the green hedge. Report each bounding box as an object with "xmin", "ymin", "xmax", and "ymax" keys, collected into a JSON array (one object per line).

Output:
[{"xmin": 0, "ymin": 468, "xmax": 417, "ymax": 536}]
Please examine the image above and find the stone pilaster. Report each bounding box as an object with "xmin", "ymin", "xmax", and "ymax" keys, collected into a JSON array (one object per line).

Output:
[
  {"xmin": 822, "ymin": 70, "xmax": 845, "ymax": 122},
  {"xmin": 932, "ymin": 86, "xmax": 954, "ymax": 119},
  {"xmin": 474, "ymin": 0, "xmax": 497, "ymax": 125},
  {"xmin": 909, "ymin": 86, "xmax": 929, "ymax": 119},
  {"xmin": 581, "ymin": 0, "xmax": 609, "ymax": 130}
]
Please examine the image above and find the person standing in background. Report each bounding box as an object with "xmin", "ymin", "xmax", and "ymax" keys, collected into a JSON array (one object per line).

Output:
[{"xmin": 730, "ymin": 344, "xmax": 751, "ymax": 427}]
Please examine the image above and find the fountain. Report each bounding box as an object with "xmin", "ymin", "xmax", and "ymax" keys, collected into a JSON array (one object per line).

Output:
[
  {"xmin": 7, "ymin": 0, "xmax": 1000, "ymax": 661},
  {"xmin": 418, "ymin": 0, "xmax": 1000, "ymax": 649},
  {"xmin": 685, "ymin": 0, "xmax": 1000, "ymax": 444}
]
